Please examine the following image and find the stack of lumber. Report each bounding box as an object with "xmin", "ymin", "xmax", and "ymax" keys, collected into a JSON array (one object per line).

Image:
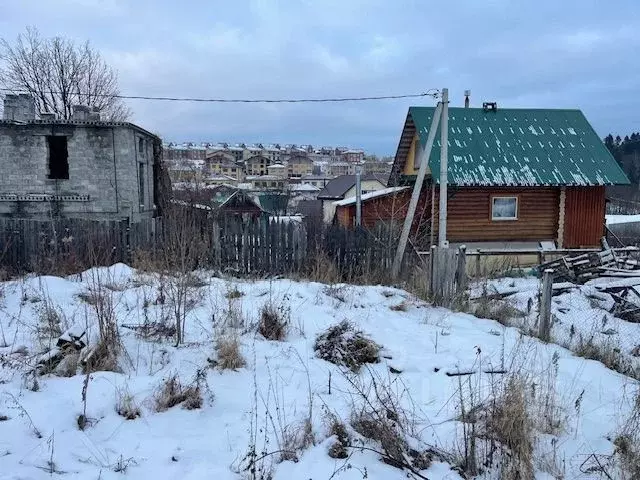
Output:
[{"xmin": 538, "ymin": 239, "xmax": 640, "ymax": 284}]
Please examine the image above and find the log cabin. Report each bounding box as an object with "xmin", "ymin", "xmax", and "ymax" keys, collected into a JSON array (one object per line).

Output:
[{"xmin": 335, "ymin": 105, "xmax": 630, "ymax": 249}]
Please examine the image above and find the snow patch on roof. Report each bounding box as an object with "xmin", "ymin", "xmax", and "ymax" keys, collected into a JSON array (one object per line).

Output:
[{"xmin": 333, "ymin": 186, "xmax": 409, "ymax": 206}]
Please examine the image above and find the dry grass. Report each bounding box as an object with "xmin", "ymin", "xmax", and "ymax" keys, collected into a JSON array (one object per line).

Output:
[
  {"xmin": 389, "ymin": 301, "xmax": 408, "ymax": 312},
  {"xmin": 472, "ymin": 297, "xmax": 524, "ymax": 326},
  {"xmin": 224, "ymin": 287, "xmax": 244, "ymax": 299},
  {"xmin": 351, "ymin": 409, "xmax": 408, "ymax": 468},
  {"xmin": 258, "ymin": 302, "xmax": 288, "ymax": 341},
  {"xmin": 305, "ymin": 250, "xmax": 341, "ymax": 284},
  {"xmin": 344, "ymin": 368, "xmax": 437, "ymax": 473},
  {"xmin": 215, "ymin": 335, "xmax": 246, "ymax": 370},
  {"xmin": 279, "ymin": 418, "xmax": 315, "ymax": 463},
  {"xmin": 82, "ymin": 338, "xmax": 120, "ymax": 373},
  {"xmin": 326, "ymin": 416, "xmax": 350, "ymax": 459},
  {"xmin": 322, "ymin": 284, "xmax": 351, "ymax": 304},
  {"xmin": 573, "ymin": 334, "xmax": 639, "ymax": 379},
  {"xmin": 613, "ymin": 389, "xmax": 640, "ymax": 479},
  {"xmin": 116, "ymin": 389, "xmax": 141, "ymax": 420},
  {"xmin": 76, "ymin": 291, "xmax": 101, "ymax": 306},
  {"xmin": 154, "ymin": 374, "xmax": 202, "ymax": 412},
  {"xmin": 314, "ymin": 321, "xmax": 380, "ymax": 372},
  {"xmin": 485, "ymin": 375, "xmax": 534, "ymax": 480},
  {"xmin": 35, "ymin": 300, "xmax": 65, "ymax": 346},
  {"xmin": 53, "ymin": 352, "xmax": 79, "ymax": 377}
]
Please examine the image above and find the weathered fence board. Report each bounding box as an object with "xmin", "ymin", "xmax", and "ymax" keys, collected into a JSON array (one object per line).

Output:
[{"xmin": 0, "ymin": 213, "xmax": 414, "ymax": 281}]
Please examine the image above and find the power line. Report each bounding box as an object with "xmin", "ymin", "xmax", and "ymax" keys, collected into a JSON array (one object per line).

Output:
[{"xmin": 0, "ymin": 87, "xmax": 440, "ymax": 104}]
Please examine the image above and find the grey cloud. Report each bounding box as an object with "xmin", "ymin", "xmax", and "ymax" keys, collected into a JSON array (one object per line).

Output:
[{"xmin": 2, "ymin": 0, "xmax": 640, "ymax": 153}]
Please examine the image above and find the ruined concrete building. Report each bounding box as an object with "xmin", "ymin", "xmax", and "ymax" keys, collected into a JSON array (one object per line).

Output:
[{"xmin": 0, "ymin": 94, "xmax": 168, "ymax": 222}]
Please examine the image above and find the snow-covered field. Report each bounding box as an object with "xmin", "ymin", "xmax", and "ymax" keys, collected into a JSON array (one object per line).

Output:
[
  {"xmin": 0, "ymin": 265, "xmax": 638, "ymax": 479},
  {"xmin": 477, "ymin": 276, "xmax": 640, "ymax": 377}
]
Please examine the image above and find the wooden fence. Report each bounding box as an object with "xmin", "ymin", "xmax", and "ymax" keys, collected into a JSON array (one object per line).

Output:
[
  {"xmin": 0, "ymin": 217, "xmax": 129, "ymax": 273},
  {"xmin": 0, "ymin": 215, "xmax": 407, "ymax": 279}
]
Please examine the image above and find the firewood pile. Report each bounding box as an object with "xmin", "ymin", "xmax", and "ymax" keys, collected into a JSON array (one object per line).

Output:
[
  {"xmin": 538, "ymin": 239, "xmax": 640, "ymax": 284},
  {"xmin": 594, "ymin": 281, "xmax": 640, "ymax": 323}
]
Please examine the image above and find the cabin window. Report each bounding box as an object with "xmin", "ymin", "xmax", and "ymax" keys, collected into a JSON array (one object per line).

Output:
[
  {"xmin": 47, "ymin": 136, "xmax": 69, "ymax": 180},
  {"xmin": 138, "ymin": 137, "xmax": 144, "ymax": 155},
  {"xmin": 491, "ymin": 196, "xmax": 518, "ymax": 221}
]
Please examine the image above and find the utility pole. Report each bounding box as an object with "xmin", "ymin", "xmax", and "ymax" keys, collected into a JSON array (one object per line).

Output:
[
  {"xmin": 391, "ymin": 99, "xmax": 443, "ymax": 279},
  {"xmin": 438, "ymin": 87, "xmax": 449, "ymax": 247},
  {"xmin": 355, "ymin": 168, "xmax": 362, "ymax": 227}
]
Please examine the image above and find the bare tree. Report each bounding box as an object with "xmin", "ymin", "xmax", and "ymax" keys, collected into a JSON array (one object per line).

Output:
[{"xmin": 0, "ymin": 27, "xmax": 131, "ymax": 121}]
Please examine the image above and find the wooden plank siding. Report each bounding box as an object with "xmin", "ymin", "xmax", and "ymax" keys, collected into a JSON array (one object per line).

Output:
[
  {"xmin": 342, "ymin": 186, "xmax": 564, "ymax": 244},
  {"xmin": 433, "ymin": 187, "xmax": 560, "ymax": 243},
  {"xmin": 336, "ymin": 185, "xmax": 607, "ymax": 247},
  {"xmin": 563, "ymin": 186, "xmax": 606, "ymax": 248},
  {"xmin": 335, "ymin": 187, "xmax": 432, "ymax": 234}
]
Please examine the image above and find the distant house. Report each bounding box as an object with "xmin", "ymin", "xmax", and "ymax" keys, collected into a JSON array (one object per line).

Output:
[
  {"xmin": 205, "ymin": 153, "xmax": 243, "ymax": 182},
  {"xmin": 210, "ymin": 186, "xmax": 264, "ymax": 219},
  {"xmin": 341, "ymin": 149, "xmax": 365, "ymax": 163},
  {"xmin": 362, "ymin": 159, "xmax": 392, "ymax": 177},
  {"xmin": 290, "ymin": 183, "xmax": 320, "ymax": 199},
  {"xmin": 267, "ymin": 163, "xmax": 288, "ymax": 178},
  {"xmin": 0, "ymin": 94, "xmax": 167, "ymax": 222},
  {"xmin": 334, "ymin": 187, "xmax": 409, "ymax": 228},
  {"xmin": 245, "ymin": 155, "xmax": 272, "ymax": 176},
  {"xmin": 317, "ymin": 174, "xmax": 386, "ymax": 223},
  {"xmin": 327, "ymin": 162, "xmax": 356, "ymax": 177},
  {"xmin": 373, "ymin": 105, "xmax": 630, "ymax": 248},
  {"xmin": 287, "ymin": 155, "xmax": 314, "ymax": 178},
  {"xmin": 296, "ymin": 175, "xmax": 333, "ymax": 189},
  {"xmin": 246, "ymin": 175, "xmax": 287, "ymax": 190}
]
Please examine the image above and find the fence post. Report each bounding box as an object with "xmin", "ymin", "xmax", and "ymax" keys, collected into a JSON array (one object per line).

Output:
[
  {"xmin": 212, "ymin": 219, "xmax": 221, "ymax": 269},
  {"xmin": 429, "ymin": 245, "xmax": 437, "ymax": 298},
  {"xmin": 538, "ymin": 268, "xmax": 554, "ymax": 342},
  {"xmin": 456, "ymin": 245, "xmax": 468, "ymax": 292}
]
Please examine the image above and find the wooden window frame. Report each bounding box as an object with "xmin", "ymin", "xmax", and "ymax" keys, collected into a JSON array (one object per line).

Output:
[{"xmin": 490, "ymin": 195, "xmax": 519, "ymax": 221}]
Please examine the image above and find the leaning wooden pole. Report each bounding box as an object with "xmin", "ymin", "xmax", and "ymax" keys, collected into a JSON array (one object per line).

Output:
[{"xmin": 391, "ymin": 100, "xmax": 443, "ymax": 279}]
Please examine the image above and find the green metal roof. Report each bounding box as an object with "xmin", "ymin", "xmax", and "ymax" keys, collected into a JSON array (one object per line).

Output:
[{"xmin": 409, "ymin": 106, "xmax": 630, "ymax": 186}]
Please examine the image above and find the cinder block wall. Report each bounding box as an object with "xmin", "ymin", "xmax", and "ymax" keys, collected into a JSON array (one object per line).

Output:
[{"xmin": 0, "ymin": 122, "xmax": 155, "ymax": 221}]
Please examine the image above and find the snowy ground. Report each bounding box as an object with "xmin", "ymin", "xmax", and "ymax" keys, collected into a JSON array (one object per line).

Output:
[
  {"xmin": 476, "ymin": 276, "xmax": 640, "ymax": 377},
  {"xmin": 606, "ymin": 214, "xmax": 640, "ymax": 225},
  {"xmin": 0, "ymin": 265, "xmax": 638, "ymax": 479}
]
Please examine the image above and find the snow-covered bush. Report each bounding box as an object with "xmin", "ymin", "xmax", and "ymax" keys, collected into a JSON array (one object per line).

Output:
[
  {"xmin": 258, "ymin": 301, "xmax": 289, "ymax": 341},
  {"xmin": 314, "ymin": 320, "xmax": 380, "ymax": 372},
  {"xmin": 153, "ymin": 374, "xmax": 202, "ymax": 412},
  {"xmin": 116, "ymin": 389, "xmax": 141, "ymax": 420}
]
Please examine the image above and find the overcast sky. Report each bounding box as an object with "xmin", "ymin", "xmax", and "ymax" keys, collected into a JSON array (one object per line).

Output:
[{"xmin": 3, "ymin": 0, "xmax": 640, "ymax": 154}]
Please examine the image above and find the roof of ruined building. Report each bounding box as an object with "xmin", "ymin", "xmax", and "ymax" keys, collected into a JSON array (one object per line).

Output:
[
  {"xmin": 390, "ymin": 106, "xmax": 629, "ymax": 187},
  {"xmin": 0, "ymin": 118, "xmax": 159, "ymax": 140}
]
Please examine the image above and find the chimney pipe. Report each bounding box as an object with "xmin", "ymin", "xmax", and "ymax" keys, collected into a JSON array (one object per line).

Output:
[{"xmin": 464, "ymin": 90, "xmax": 471, "ymax": 108}]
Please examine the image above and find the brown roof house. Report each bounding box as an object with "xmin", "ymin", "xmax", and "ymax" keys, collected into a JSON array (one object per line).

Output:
[{"xmin": 317, "ymin": 174, "xmax": 386, "ymax": 223}]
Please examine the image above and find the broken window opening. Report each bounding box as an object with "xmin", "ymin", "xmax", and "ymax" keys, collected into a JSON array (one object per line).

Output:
[
  {"xmin": 139, "ymin": 163, "xmax": 145, "ymax": 209},
  {"xmin": 47, "ymin": 136, "xmax": 69, "ymax": 180}
]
